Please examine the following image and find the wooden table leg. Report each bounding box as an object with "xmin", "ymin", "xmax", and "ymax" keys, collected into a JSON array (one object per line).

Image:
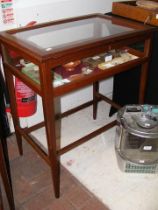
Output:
[
  {"xmin": 93, "ymin": 81, "xmax": 99, "ymax": 120},
  {"xmin": 0, "ymin": 125, "xmax": 15, "ymax": 210},
  {"xmin": 40, "ymin": 64, "xmax": 60, "ymax": 198},
  {"xmin": 5, "ymin": 67, "xmax": 23, "ymax": 155}
]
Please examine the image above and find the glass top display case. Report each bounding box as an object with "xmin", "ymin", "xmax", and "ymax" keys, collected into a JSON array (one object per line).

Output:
[
  {"xmin": 0, "ymin": 14, "xmax": 154, "ymax": 96},
  {"xmin": 0, "ymin": 13, "xmax": 155, "ymax": 198}
]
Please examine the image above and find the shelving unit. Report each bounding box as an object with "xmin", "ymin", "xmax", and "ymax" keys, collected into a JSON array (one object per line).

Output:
[{"xmin": 0, "ymin": 13, "xmax": 155, "ymax": 198}]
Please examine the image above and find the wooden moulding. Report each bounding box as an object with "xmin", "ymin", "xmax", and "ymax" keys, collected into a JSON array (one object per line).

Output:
[{"xmin": 112, "ymin": 1, "xmax": 158, "ymax": 26}]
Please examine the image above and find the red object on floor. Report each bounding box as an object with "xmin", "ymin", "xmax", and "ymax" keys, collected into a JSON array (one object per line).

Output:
[{"xmin": 9, "ymin": 21, "xmax": 37, "ymax": 117}]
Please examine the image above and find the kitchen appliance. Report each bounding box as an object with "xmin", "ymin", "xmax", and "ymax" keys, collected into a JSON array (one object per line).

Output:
[{"xmin": 115, "ymin": 104, "xmax": 158, "ymax": 173}]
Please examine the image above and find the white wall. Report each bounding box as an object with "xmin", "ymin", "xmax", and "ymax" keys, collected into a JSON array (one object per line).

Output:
[
  {"xmin": 10, "ymin": 0, "xmax": 114, "ymax": 126},
  {"xmin": 0, "ymin": 1, "xmax": 17, "ymax": 31},
  {"xmin": 14, "ymin": 0, "xmax": 113, "ymax": 26}
]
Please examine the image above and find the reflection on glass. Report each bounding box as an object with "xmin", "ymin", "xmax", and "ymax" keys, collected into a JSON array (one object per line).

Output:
[{"xmin": 13, "ymin": 17, "xmax": 134, "ymax": 51}]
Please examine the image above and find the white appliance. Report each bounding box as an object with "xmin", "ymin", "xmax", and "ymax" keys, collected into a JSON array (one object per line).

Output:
[{"xmin": 115, "ymin": 105, "xmax": 158, "ymax": 173}]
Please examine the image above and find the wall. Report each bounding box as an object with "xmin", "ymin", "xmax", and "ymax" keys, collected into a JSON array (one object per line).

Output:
[
  {"xmin": 0, "ymin": 1, "xmax": 17, "ymax": 31},
  {"xmin": 14, "ymin": 0, "xmax": 113, "ymax": 26},
  {"xmin": 5, "ymin": 0, "xmax": 114, "ymax": 126}
]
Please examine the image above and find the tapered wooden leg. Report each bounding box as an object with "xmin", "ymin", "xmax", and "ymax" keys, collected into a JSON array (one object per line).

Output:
[
  {"xmin": 42, "ymin": 97, "xmax": 60, "ymax": 198},
  {"xmin": 5, "ymin": 68, "xmax": 23, "ymax": 155},
  {"xmin": 93, "ymin": 81, "xmax": 99, "ymax": 120},
  {"xmin": 50, "ymin": 98, "xmax": 61, "ymax": 198},
  {"xmin": 40, "ymin": 63, "xmax": 61, "ymax": 198},
  {"xmin": 50, "ymin": 159, "xmax": 60, "ymax": 198},
  {"xmin": 0, "ymin": 187, "xmax": 4, "ymax": 210},
  {"xmin": 0, "ymin": 137, "xmax": 15, "ymax": 210}
]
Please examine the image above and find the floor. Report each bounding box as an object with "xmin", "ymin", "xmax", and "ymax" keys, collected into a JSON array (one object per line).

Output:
[
  {"xmin": 30, "ymin": 102, "xmax": 158, "ymax": 210},
  {"xmin": 2, "ymin": 133, "xmax": 109, "ymax": 210},
  {"xmin": 3, "ymin": 102, "xmax": 158, "ymax": 210}
]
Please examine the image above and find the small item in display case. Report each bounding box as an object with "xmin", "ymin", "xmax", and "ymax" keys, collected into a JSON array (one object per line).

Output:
[
  {"xmin": 82, "ymin": 49, "xmax": 129, "ymax": 70},
  {"xmin": 98, "ymin": 52, "xmax": 138, "ymax": 70},
  {"xmin": 98, "ymin": 62, "xmax": 115, "ymax": 70},
  {"xmin": 54, "ymin": 62, "xmax": 82, "ymax": 79},
  {"xmin": 63, "ymin": 60, "xmax": 81, "ymax": 71},
  {"xmin": 54, "ymin": 72, "xmax": 62, "ymax": 81},
  {"xmin": 81, "ymin": 67, "xmax": 93, "ymax": 75},
  {"xmin": 22, "ymin": 62, "xmax": 40, "ymax": 83},
  {"xmin": 53, "ymin": 78, "xmax": 70, "ymax": 87},
  {"xmin": 53, "ymin": 71, "xmax": 69, "ymax": 87},
  {"xmin": 22, "ymin": 61, "xmax": 63, "ymax": 86},
  {"xmin": 104, "ymin": 53, "xmax": 113, "ymax": 62},
  {"xmin": 83, "ymin": 54, "xmax": 105, "ymax": 69}
]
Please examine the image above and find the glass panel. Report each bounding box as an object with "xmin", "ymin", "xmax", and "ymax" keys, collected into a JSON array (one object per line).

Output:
[{"xmin": 13, "ymin": 17, "xmax": 134, "ymax": 51}]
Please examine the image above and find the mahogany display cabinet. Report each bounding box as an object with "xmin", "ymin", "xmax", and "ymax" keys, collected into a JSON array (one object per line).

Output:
[{"xmin": 0, "ymin": 14, "xmax": 155, "ymax": 198}]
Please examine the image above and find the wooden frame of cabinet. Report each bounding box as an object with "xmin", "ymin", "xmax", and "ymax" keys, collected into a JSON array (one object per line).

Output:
[{"xmin": 0, "ymin": 14, "xmax": 155, "ymax": 198}]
